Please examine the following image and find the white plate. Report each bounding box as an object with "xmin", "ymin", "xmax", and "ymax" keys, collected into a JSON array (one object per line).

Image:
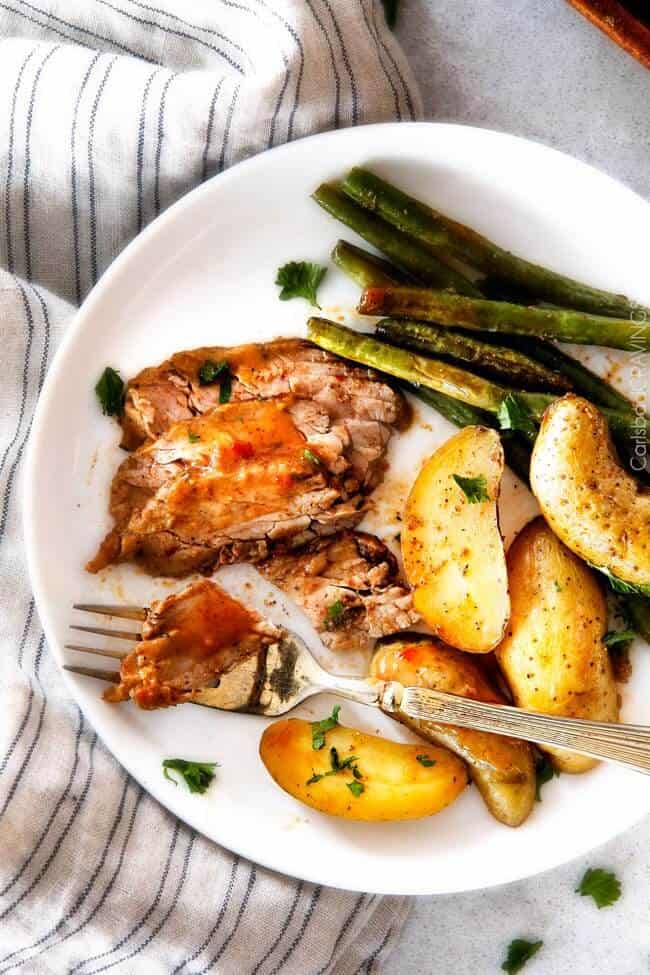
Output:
[{"xmin": 24, "ymin": 123, "xmax": 650, "ymax": 896}]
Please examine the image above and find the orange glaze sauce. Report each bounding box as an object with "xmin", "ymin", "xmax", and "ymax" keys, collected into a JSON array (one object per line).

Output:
[
  {"xmin": 162, "ymin": 398, "xmax": 324, "ymax": 531},
  {"xmin": 144, "ymin": 580, "xmax": 256, "ymax": 662},
  {"xmin": 173, "ymin": 340, "xmax": 298, "ymax": 390},
  {"xmin": 105, "ymin": 581, "xmax": 264, "ymax": 708},
  {"xmin": 227, "ymin": 341, "xmax": 281, "ymax": 384}
]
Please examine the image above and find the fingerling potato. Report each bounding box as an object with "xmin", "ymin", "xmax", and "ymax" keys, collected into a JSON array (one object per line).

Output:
[
  {"xmin": 259, "ymin": 718, "xmax": 467, "ymax": 821},
  {"xmin": 496, "ymin": 517, "xmax": 619, "ymax": 773},
  {"xmin": 402, "ymin": 426, "xmax": 510, "ymax": 652},
  {"xmin": 371, "ymin": 636, "xmax": 536, "ymax": 827},
  {"xmin": 530, "ymin": 395, "xmax": 650, "ymax": 591}
]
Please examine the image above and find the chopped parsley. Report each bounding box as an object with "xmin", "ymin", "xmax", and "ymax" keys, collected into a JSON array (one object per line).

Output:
[
  {"xmin": 324, "ymin": 599, "xmax": 345, "ymax": 630},
  {"xmin": 303, "ymin": 448, "xmax": 322, "ymax": 466},
  {"xmin": 311, "ymin": 705, "xmax": 340, "ymax": 750},
  {"xmin": 416, "ymin": 754, "xmax": 436, "ymax": 767},
  {"xmin": 497, "ymin": 393, "xmax": 537, "ymax": 440},
  {"xmin": 219, "ymin": 370, "xmax": 232, "ymax": 404},
  {"xmin": 275, "ymin": 261, "xmax": 327, "ymax": 308},
  {"xmin": 603, "ymin": 629, "xmax": 635, "ymax": 648},
  {"xmin": 188, "ymin": 430, "xmax": 201, "ymax": 443},
  {"xmin": 452, "ymin": 473, "xmax": 489, "ymax": 503},
  {"xmin": 381, "ymin": 0, "xmax": 399, "ymax": 28},
  {"xmin": 198, "ymin": 358, "xmax": 232, "ymax": 403},
  {"xmin": 306, "ymin": 746, "xmax": 364, "ymax": 796},
  {"xmin": 198, "ymin": 358, "xmax": 229, "ymax": 385},
  {"xmin": 330, "ymin": 747, "xmax": 355, "ymax": 770},
  {"xmin": 307, "ymin": 746, "xmax": 360, "ymax": 782},
  {"xmin": 95, "ymin": 366, "xmax": 124, "ymax": 417},
  {"xmin": 501, "ymin": 939, "xmax": 543, "ymax": 974},
  {"xmin": 535, "ymin": 754, "xmax": 559, "ymax": 802},
  {"xmin": 576, "ymin": 867, "xmax": 621, "ymax": 908},
  {"xmin": 553, "ymin": 579, "xmax": 563, "ymax": 592},
  {"xmin": 162, "ymin": 758, "xmax": 219, "ymax": 794},
  {"xmin": 588, "ymin": 563, "xmax": 650, "ymax": 597},
  {"xmin": 347, "ymin": 780, "xmax": 365, "ymax": 797}
]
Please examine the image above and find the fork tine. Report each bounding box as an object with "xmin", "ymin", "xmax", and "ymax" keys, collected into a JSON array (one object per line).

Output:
[
  {"xmin": 63, "ymin": 664, "xmax": 120, "ymax": 683},
  {"xmin": 65, "ymin": 643, "xmax": 126, "ymax": 661},
  {"xmin": 70, "ymin": 624, "xmax": 141, "ymax": 642},
  {"xmin": 73, "ymin": 603, "xmax": 147, "ymax": 621}
]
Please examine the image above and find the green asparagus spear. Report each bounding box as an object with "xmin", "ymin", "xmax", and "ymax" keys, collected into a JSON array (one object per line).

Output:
[
  {"xmin": 359, "ymin": 286, "xmax": 650, "ymax": 353},
  {"xmin": 343, "ymin": 167, "xmax": 650, "ymax": 320},
  {"xmin": 307, "ymin": 318, "xmax": 637, "ymax": 442},
  {"xmin": 453, "ymin": 331, "xmax": 647, "ymax": 472},
  {"xmin": 308, "ymin": 317, "xmax": 506, "ymax": 411},
  {"xmin": 331, "ymin": 240, "xmax": 407, "ymax": 288},
  {"xmin": 376, "ymin": 318, "xmax": 571, "ymax": 392},
  {"xmin": 312, "ymin": 183, "xmax": 481, "ymax": 297},
  {"xmin": 502, "ymin": 336, "xmax": 637, "ymax": 415},
  {"xmin": 407, "ymin": 385, "xmax": 532, "ymax": 483},
  {"xmin": 404, "ymin": 383, "xmax": 493, "ymax": 428}
]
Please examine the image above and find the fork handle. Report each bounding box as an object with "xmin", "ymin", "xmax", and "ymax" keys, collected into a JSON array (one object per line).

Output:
[{"xmin": 379, "ymin": 683, "xmax": 650, "ymax": 775}]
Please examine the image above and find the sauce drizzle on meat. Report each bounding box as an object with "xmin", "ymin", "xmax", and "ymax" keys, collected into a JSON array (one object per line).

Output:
[{"xmin": 105, "ymin": 580, "xmax": 280, "ymax": 709}]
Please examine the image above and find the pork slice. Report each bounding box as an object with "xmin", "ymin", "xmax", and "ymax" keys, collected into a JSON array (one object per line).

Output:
[
  {"xmin": 120, "ymin": 338, "xmax": 405, "ymax": 490},
  {"xmin": 105, "ymin": 579, "xmax": 280, "ymax": 709},
  {"xmin": 88, "ymin": 396, "xmax": 366, "ymax": 576},
  {"xmin": 259, "ymin": 531, "xmax": 419, "ymax": 653}
]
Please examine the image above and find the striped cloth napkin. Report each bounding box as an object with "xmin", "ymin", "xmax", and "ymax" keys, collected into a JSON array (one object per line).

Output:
[{"xmin": 0, "ymin": 3, "xmax": 421, "ymax": 973}]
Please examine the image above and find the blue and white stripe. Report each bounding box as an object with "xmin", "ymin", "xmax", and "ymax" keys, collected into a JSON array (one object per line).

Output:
[{"xmin": 0, "ymin": 2, "xmax": 417, "ymax": 970}]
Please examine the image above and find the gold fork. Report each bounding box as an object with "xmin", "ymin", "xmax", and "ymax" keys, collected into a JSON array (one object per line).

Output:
[{"xmin": 66, "ymin": 603, "xmax": 650, "ymax": 775}]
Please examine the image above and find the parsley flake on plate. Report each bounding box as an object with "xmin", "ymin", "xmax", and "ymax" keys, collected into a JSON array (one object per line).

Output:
[
  {"xmin": 576, "ymin": 867, "xmax": 621, "ymax": 908},
  {"xmin": 188, "ymin": 431, "xmax": 201, "ymax": 443},
  {"xmin": 311, "ymin": 704, "xmax": 340, "ymax": 750},
  {"xmin": 324, "ymin": 599, "xmax": 345, "ymax": 630},
  {"xmin": 347, "ymin": 780, "xmax": 365, "ymax": 798},
  {"xmin": 328, "ymin": 747, "xmax": 358, "ymax": 773},
  {"xmin": 501, "ymin": 939, "xmax": 543, "ymax": 974},
  {"xmin": 416, "ymin": 754, "xmax": 436, "ymax": 767},
  {"xmin": 306, "ymin": 746, "xmax": 364, "ymax": 795},
  {"xmin": 95, "ymin": 366, "xmax": 124, "ymax": 417},
  {"xmin": 275, "ymin": 261, "xmax": 327, "ymax": 308},
  {"xmin": 603, "ymin": 629, "xmax": 635, "ymax": 648},
  {"xmin": 198, "ymin": 358, "xmax": 229, "ymax": 385},
  {"xmin": 497, "ymin": 393, "xmax": 537, "ymax": 440},
  {"xmin": 452, "ymin": 473, "xmax": 489, "ymax": 503},
  {"xmin": 535, "ymin": 754, "xmax": 559, "ymax": 802},
  {"xmin": 162, "ymin": 758, "xmax": 219, "ymax": 794},
  {"xmin": 219, "ymin": 370, "xmax": 232, "ymax": 404},
  {"xmin": 588, "ymin": 563, "xmax": 650, "ymax": 597},
  {"xmin": 197, "ymin": 358, "xmax": 232, "ymax": 404},
  {"xmin": 307, "ymin": 747, "xmax": 359, "ymax": 783}
]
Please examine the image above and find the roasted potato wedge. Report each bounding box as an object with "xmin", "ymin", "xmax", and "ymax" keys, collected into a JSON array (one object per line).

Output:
[
  {"xmin": 402, "ymin": 426, "xmax": 510, "ymax": 652},
  {"xmin": 259, "ymin": 718, "xmax": 467, "ymax": 821},
  {"xmin": 496, "ymin": 517, "xmax": 619, "ymax": 773},
  {"xmin": 531, "ymin": 395, "xmax": 650, "ymax": 591},
  {"xmin": 371, "ymin": 636, "xmax": 536, "ymax": 827}
]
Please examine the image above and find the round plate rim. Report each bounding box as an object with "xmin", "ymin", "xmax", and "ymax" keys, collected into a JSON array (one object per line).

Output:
[{"xmin": 23, "ymin": 121, "xmax": 650, "ymax": 895}]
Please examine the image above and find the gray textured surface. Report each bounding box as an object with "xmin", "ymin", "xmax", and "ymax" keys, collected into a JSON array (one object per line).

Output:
[
  {"xmin": 399, "ymin": 0, "xmax": 650, "ymax": 199},
  {"xmin": 385, "ymin": 3, "xmax": 649, "ymax": 974}
]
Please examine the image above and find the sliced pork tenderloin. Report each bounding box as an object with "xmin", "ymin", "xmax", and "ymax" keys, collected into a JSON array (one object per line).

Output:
[{"xmin": 260, "ymin": 531, "xmax": 418, "ymax": 653}]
